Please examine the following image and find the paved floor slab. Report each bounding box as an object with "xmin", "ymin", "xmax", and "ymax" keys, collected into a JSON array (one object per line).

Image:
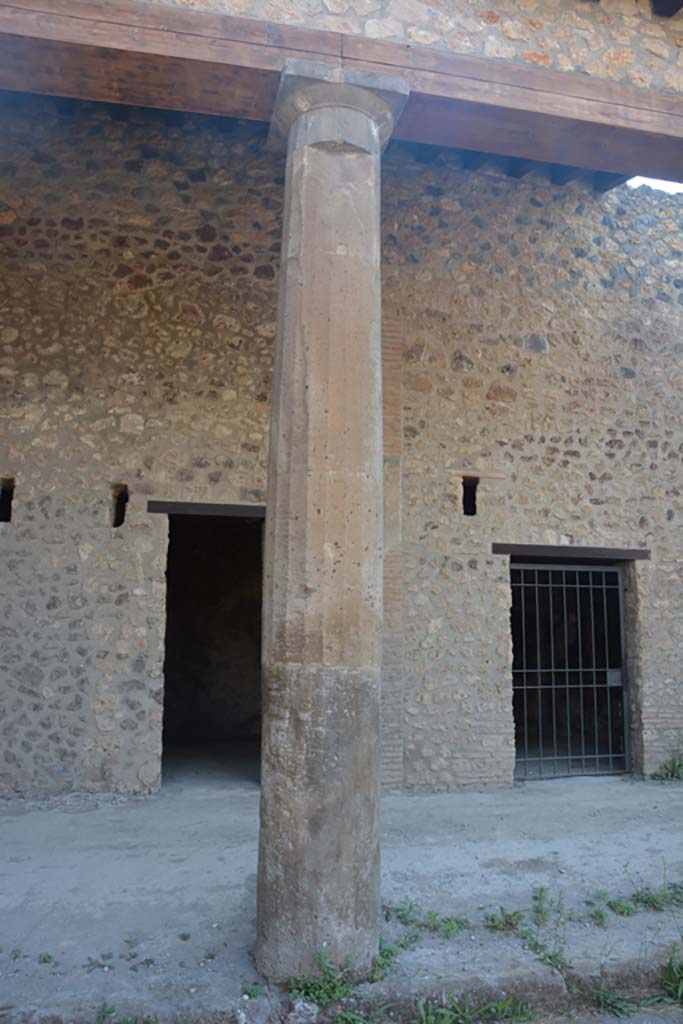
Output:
[{"xmin": 2, "ymin": 747, "xmax": 683, "ymax": 1023}]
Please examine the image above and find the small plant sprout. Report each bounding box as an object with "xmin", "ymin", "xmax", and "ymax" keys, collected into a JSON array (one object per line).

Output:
[
  {"xmin": 336, "ymin": 1013, "xmax": 372, "ymax": 1024},
  {"xmin": 394, "ymin": 898, "xmax": 421, "ymax": 926},
  {"xmin": 592, "ymin": 989, "xmax": 633, "ymax": 1018},
  {"xmin": 531, "ymin": 886, "xmax": 551, "ymax": 928},
  {"xmin": 484, "ymin": 907, "xmax": 524, "ymax": 931},
  {"xmin": 661, "ymin": 951, "xmax": 683, "ymax": 1003},
  {"xmin": 651, "ymin": 746, "xmax": 683, "ymax": 781},
  {"xmin": 242, "ymin": 982, "xmax": 262, "ymax": 999},
  {"xmin": 441, "ymin": 917, "xmax": 468, "ymax": 939},
  {"xmin": 288, "ymin": 950, "xmax": 353, "ymax": 1007},
  {"xmin": 368, "ymin": 933, "xmax": 419, "ymax": 982},
  {"xmin": 425, "ymin": 910, "xmax": 441, "ymax": 932},
  {"xmin": 607, "ymin": 897, "xmax": 637, "ymax": 917},
  {"xmin": 410, "ymin": 994, "xmax": 533, "ymax": 1024}
]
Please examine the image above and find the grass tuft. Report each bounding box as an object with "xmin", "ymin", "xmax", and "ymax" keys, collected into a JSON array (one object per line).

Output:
[
  {"xmin": 484, "ymin": 907, "xmax": 524, "ymax": 932},
  {"xmin": 661, "ymin": 952, "xmax": 683, "ymax": 1003},
  {"xmin": 288, "ymin": 950, "xmax": 353, "ymax": 1008},
  {"xmin": 651, "ymin": 750, "xmax": 683, "ymax": 781}
]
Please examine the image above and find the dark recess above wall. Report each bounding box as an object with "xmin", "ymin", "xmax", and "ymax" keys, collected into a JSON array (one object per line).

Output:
[{"xmin": 651, "ymin": 0, "xmax": 683, "ymax": 16}]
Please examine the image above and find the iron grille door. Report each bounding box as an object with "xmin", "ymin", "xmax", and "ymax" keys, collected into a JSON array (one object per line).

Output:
[{"xmin": 511, "ymin": 564, "xmax": 629, "ymax": 779}]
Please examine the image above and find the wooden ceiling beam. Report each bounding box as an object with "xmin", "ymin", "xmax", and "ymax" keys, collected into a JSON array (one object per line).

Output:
[{"xmin": 0, "ymin": 0, "xmax": 683, "ymax": 181}]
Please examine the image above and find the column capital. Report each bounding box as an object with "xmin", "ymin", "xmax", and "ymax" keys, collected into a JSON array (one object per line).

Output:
[{"xmin": 267, "ymin": 58, "xmax": 409, "ymax": 154}]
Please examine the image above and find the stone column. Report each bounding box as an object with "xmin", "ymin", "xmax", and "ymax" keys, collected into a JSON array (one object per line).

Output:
[{"xmin": 256, "ymin": 61, "xmax": 408, "ymax": 981}]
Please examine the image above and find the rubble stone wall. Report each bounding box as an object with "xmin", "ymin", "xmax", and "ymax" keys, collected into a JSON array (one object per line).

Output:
[
  {"xmin": 0, "ymin": 94, "xmax": 277, "ymax": 795},
  {"xmin": 1, "ymin": 93, "xmax": 681, "ymax": 795}
]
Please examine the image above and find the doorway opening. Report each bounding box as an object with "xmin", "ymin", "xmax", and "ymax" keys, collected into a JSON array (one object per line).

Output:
[
  {"xmin": 162, "ymin": 513, "xmax": 263, "ymax": 783},
  {"xmin": 511, "ymin": 562, "xmax": 629, "ymax": 780}
]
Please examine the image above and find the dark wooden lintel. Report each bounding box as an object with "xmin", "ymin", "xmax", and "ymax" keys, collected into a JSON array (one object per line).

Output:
[
  {"xmin": 492, "ymin": 543, "xmax": 650, "ymax": 561},
  {"xmin": 148, "ymin": 500, "xmax": 265, "ymax": 518}
]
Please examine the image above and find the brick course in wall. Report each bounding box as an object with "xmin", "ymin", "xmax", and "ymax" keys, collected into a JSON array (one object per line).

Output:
[{"xmin": 0, "ymin": 92, "xmax": 681, "ymax": 795}]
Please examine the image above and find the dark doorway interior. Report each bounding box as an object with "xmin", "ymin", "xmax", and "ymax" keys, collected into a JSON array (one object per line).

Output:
[
  {"xmin": 511, "ymin": 563, "xmax": 629, "ymax": 780},
  {"xmin": 162, "ymin": 514, "xmax": 262, "ymax": 781}
]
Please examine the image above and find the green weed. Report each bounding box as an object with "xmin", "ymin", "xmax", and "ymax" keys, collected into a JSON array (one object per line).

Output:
[
  {"xmin": 128, "ymin": 957, "xmax": 155, "ymax": 972},
  {"xmin": 632, "ymin": 883, "xmax": 683, "ymax": 912},
  {"xmin": 592, "ymin": 989, "xmax": 633, "ymax": 1018},
  {"xmin": 651, "ymin": 749, "xmax": 683, "ymax": 781},
  {"xmin": 368, "ymin": 933, "xmax": 419, "ymax": 982},
  {"xmin": 606, "ymin": 897, "xmax": 637, "ymax": 917},
  {"xmin": 337, "ymin": 1007, "xmax": 389, "ymax": 1024},
  {"xmin": 445, "ymin": 994, "xmax": 533, "ymax": 1024},
  {"xmin": 411, "ymin": 995, "xmax": 533, "ymax": 1024},
  {"xmin": 442, "ymin": 917, "xmax": 468, "ymax": 939},
  {"xmin": 484, "ymin": 907, "xmax": 524, "ymax": 932},
  {"xmin": 515, "ymin": 889, "xmax": 569, "ymax": 972},
  {"xmin": 94, "ymin": 1009, "xmax": 157, "ymax": 1024},
  {"xmin": 516, "ymin": 926, "xmax": 568, "ymax": 971},
  {"xmin": 242, "ymin": 982, "xmax": 261, "ymax": 998},
  {"xmin": 530, "ymin": 887, "xmax": 551, "ymax": 928},
  {"xmin": 422, "ymin": 911, "xmax": 468, "ymax": 938},
  {"xmin": 385, "ymin": 900, "xmax": 467, "ymax": 941},
  {"xmin": 84, "ymin": 956, "xmax": 114, "ymax": 972},
  {"xmin": 661, "ymin": 953, "xmax": 683, "ymax": 1003},
  {"xmin": 393, "ymin": 898, "xmax": 421, "ymax": 927},
  {"xmin": 412, "ymin": 1002, "xmax": 454, "ymax": 1024},
  {"xmin": 288, "ymin": 950, "xmax": 353, "ymax": 1007}
]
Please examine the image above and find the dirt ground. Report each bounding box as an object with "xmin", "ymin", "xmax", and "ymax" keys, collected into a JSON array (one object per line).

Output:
[{"xmin": 2, "ymin": 745, "xmax": 683, "ymax": 1024}]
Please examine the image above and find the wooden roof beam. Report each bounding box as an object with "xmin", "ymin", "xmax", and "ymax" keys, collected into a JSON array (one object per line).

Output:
[{"xmin": 0, "ymin": 0, "xmax": 682, "ymax": 181}]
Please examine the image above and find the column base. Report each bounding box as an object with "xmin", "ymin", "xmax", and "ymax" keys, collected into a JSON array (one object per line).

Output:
[{"xmin": 256, "ymin": 663, "xmax": 381, "ymax": 981}]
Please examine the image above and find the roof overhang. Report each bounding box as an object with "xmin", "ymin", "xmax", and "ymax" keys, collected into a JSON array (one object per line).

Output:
[{"xmin": 1, "ymin": 0, "xmax": 683, "ymax": 182}]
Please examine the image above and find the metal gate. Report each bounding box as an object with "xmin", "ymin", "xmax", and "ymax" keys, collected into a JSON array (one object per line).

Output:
[{"xmin": 511, "ymin": 563, "xmax": 629, "ymax": 779}]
